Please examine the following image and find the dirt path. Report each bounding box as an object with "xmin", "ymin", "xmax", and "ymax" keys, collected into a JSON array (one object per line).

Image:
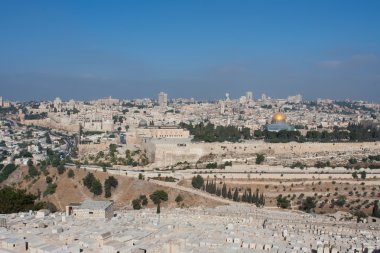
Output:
[{"xmin": 148, "ymin": 179, "xmax": 234, "ymax": 205}]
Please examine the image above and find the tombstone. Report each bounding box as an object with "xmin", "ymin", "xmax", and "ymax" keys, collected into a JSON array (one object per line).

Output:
[
  {"xmin": 233, "ymin": 238, "xmax": 241, "ymax": 244},
  {"xmin": 283, "ymin": 230, "xmax": 288, "ymax": 239},
  {"xmin": 264, "ymin": 244, "xmax": 273, "ymax": 250}
]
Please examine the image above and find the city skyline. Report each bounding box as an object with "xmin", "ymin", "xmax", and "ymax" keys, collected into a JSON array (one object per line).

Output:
[
  {"xmin": 1, "ymin": 1, "xmax": 380, "ymax": 101},
  {"xmin": 1, "ymin": 2, "xmax": 380, "ymax": 251}
]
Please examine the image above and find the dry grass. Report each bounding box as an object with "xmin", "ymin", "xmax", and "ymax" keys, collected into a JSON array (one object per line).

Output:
[{"xmin": 2, "ymin": 166, "xmax": 223, "ymax": 211}]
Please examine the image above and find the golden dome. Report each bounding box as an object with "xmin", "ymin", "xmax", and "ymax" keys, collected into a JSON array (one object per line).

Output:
[{"xmin": 272, "ymin": 112, "xmax": 286, "ymax": 122}]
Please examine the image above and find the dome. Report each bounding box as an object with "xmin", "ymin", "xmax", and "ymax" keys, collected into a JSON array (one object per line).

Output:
[
  {"xmin": 272, "ymin": 112, "xmax": 286, "ymax": 123},
  {"xmin": 138, "ymin": 119, "xmax": 148, "ymax": 128}
]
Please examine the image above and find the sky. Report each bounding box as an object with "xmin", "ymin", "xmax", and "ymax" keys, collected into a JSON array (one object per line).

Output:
[{"xmin": 0, "ymin": 0, "xmax": 380, "ymax": 102}]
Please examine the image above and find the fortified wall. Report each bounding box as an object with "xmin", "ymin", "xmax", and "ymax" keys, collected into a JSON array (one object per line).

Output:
[
  {"xmin": 21, "ymin": 116, "xmax": 80, "ymax": 134},
  {"xmin": 146, "ymin": 140, "xmax": 380, "ymax": 167}
]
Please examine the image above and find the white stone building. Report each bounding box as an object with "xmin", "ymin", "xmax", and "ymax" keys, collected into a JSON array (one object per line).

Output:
[{"xmin": 66, "ymin": 200, "xmax": 114, "ymax": 219}]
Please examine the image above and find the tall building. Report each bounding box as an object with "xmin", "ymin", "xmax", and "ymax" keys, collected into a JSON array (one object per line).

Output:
[
  {"xmin": 220, "ymin": 101, "xmax": 225, "ymax": 114},
  {"xmin": 158, "ymin": 92, "xmax": 168, "ymax": 108},
  {"xmin": 287, "ymin": 94, "xmax": 302, "ymax": 104},
  {"xmin": 245, "ymin": 91, "xmax": 253, "ymax": 101},
  {"xmin": 0, "ymin": 96, "xmax": 3, "ymax": 107},
  {"xmin": 53, "ymin": 97, "xmax": 62, "ymax": 112}
]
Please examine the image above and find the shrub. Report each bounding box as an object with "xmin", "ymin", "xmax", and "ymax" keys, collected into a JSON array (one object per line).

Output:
[
  {"xmin": 191, "ymin": 175, "xmax": 204, "ymax": 189},
  {"xmin": 256, "ymin": 154, "xmax": 265, "ymax": 164},
  {"xmin": 175, "ymin": 194, "xmax": 183, "ymax": 204},
  {"xmin": 0, "ymin": 164, "xmax": 17, "ymax": 183},
  {"xmin": 46, "ymin": 176, "xmax": 52, "ymax": 184},
  {"xmin": 276, "ymin": 195, "xmax": 290, "ymax": 209},
  {"xmin": 67, "ymin": 169, "xmax": 75, "ymax": 178},
  {"xmin": 132, "ymin": 199, "xmax": 141, "ymax": 210}
]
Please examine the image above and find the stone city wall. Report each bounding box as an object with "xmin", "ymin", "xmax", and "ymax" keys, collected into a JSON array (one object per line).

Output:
[
  {"xmin": 22, "ymin": 118, "xmax": 80, "ymax": 134},
  {"xmin": 148, "ymin": 141, "xmax": 380, "ymax": 167},
  {"xmin": 78, "ymin": 141, "xmax": 116, "ymax": 156}
]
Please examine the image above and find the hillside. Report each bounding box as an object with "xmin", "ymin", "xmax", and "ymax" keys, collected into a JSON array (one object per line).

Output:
[{"xmin": 0, "ymin": 166, "xmax": 223, "ymax": 211}]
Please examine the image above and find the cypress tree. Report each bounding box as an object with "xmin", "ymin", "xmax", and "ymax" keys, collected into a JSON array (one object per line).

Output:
[
  {"xmin": 254, "ymin": 189, "xmax": 259, "ymax": 204},
  {"xmin": 373, "ymin": 200, "xmax": 380, "ymax": 218},
  {"xmin": 242, "ymin": 190, "xmax": 247, "ymax": 202},
  {"xmin": 248, "ymin": 189, "xmax": 253, "ymax": 203},
  {"xmin": 222, "ymin": 183, "xmax": 227, "ymax": 198},
  {"xmin": 227, "ymin": 188, "xmax": 232, "ymax": 199},
  {"xmin": 216, "ymin": 187, "xmax": 221, "ymax": 196},
  {"xmin": 259, "ymin": 193, "xmax": 265, "ymax": 206},
  {"xmin": 233, "ymin": 188, "xmax": 239, "ymax": 201}
]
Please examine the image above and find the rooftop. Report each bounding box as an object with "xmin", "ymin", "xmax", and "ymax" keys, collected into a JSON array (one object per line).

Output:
[{"xmin": 77, "ymin": 200, "xmax": 113, "ymax": 210}]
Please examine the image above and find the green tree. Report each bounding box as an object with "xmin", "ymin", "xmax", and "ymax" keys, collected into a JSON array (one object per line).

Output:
[
  {"xmin": 335, "ymin": 195, "xmax": 346, "ymax": 207},
  {"xmin": 175, "ymin": 194, "xmax": 183, "ymax": 204},
  {"xmin": 276, "ymin": 195, "xmax": 290, "ymax": 209},
  {"xmin": 109, "ymin": 144, "xmax": 117, "ymax": 157},
  {"xmin": 27, "ymin": 159, "xmax": 33, "ymax": 167},
  {"xmin": 353, "ymin": 210, "xmax": 368, "ymax": 223},
  {"xmin": 221, "ymin": 183, "xmax": 227, "ymax": 198},
  {"xmin": 104, "ymin": 176, "xmax": 118, "ymax": 198},
  {"xmin": 140, "ymin": 195, "xmax": 148, "ymax": 206},
  {"xmin": 0, "ymin": 164, "xmax": 17, "ymax": 183},
  {"xmin": 150, "ymin": 190, "xmax": 168, "ymax": 214},
  {"xmin": 83, "ymin": 173, "xmax": 96, "ymax": 188},
  {"xmin": 300, "ymin": 197, "xmax": 316, "ymax": 213},
  {"xmin": 360, "ymin": 171, "xmax": 367, "ymax": 180},
  {"xmin": 43, "ymin": 183, "xmax": 57, "ymax": 196},
  {"xmin": 372, "ymin": 200, "xmax": 380, "ymax": 218},
  {"xmin": 256, "ymin": 154, "xmax": 265, "ymax": 164},
  {"xmin": 132, "ymin": 199, "xmax": 141, "ymax": 210},
  {"xmin": 349, "ymin": 157, "xmax": 357, "ymax": 165},
  {"xmin": 0, "ymin": 187, "xmax": 37, "ymax": 213},
  {"xmin": 45, "ymin": 176, "xmax": 52, "ymax": 184},
  {"xmin": 227, "ymin": 188, "xmax": 232, "ymax": 199},
  {"xmin": 132, "ymin": 199, "xmax": 142, "ymax": 210},
  {"xmin": 67, "ymin": 169, "xmax": 75, "ymax": 178},
  {"xmin": 57, "ymin": 164, "xmax": 65, "ymax": 175},
  {"xmin": 206, "ymin": 162, "xmax": 217, "ymax": 169},
  {"xmin": 105, "ymin": 176, "xmax": 118, "ymax": 187},
  {"xmin": 233, "ymin": 188, "xmax": 239, "ymax": 201},
  {"xmin": 28, "ymin": 165, "xmax": 38, "ymax": 178},
  {"xmin": 90, "ymin": 179, "xmax": 103, "ymax": 196},
  {"xmin": 150, "ymin": 190, "xmax": 168, "ymax": 204},
  {"xmin": 45, "ymin": 132, "xmax": 52, "ymax": 144},
  {"xmin": 352, "ymin": 171, "xmax": 358, "ymax": 180},
  {"xmin": 83, "ymin": 172, "xmax": 102, "ymax": 195},
  {"xmin": 191, "ymin": 175, "xmax": 204, "ymax": 189}
]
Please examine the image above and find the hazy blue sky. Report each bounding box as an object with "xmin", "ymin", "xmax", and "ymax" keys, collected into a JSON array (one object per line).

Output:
[{"xmin": 1, "ymin": 1, "xmax": 380, "ymax": 101}]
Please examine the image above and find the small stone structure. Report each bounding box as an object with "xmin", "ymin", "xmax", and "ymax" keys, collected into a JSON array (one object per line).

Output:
[{"xmin": 66, "ymin": 200, "xmax": 114, "ymax": 219}]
